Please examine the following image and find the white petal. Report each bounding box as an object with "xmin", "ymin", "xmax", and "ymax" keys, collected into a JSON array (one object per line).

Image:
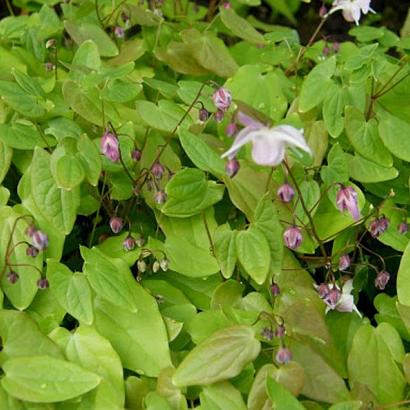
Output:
[
  {"xmin": 336, "ymin": 294, "xmax": 354, "ymax": 312},
  {"xmin": 342, "ymin": 279, "xmax": 354, "ymax": 295},
  {"xmin": 221, "ymin": 127, "xmax": 257, "ymax": 159},
  {"xmin": 357, "ymin": 0, "xmax": 371, "ymax": 13},
  {"xmin": 237, "ymin": 111, "xmax": 264, "ymax": 129},
  {"xmin": 273, "ymin": 125, "xmax": 311, "ymax": 154},
  {"xmin": 250, "ymin": 132, "xmax": 285, "ymax": 165}
]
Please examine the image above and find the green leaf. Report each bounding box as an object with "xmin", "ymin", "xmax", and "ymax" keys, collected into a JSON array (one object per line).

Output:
[
  {"xmin": 173, "ymin": 325, "xmax": 260, "ymax": 387},
  {"xmin": 347, "ymin": 324, "xmax": 406, "ymax": 404},
  {"xmin": 1, "ymin": 356, "xmax": 101, "ymax": 403},
  {"xmin": 266, "ymin": 377, "xmax": 305, "ymax": 410},
  {"xmin": 76, "ymin": 134, "xmax": 102, "ymax": 186},
  {"xmin": 323, "ymin": 85, "xmax": 346, "ymax": 138},
  {"xmin": 294, "ymin": 180, "xmax": 320, "ymax": 225},
  {"xmin": 329, "ymin": 402, "xmax": 362, "ymax": 410},
  {"xmin": 162, "ymin": 168, "xmax": 224, "ymax": 217},
  {"xmin": 65, "ymin": 326, "xmax": 125, "ymax": 409},
  {"xmin": 94, "ymin": 296, "xmax": 172, "ymax": 377},
  {"xmin": 181, "ymin": 29, "xmax": 238, "ymax": 78},
  {"xmin": 50, "ymin": 146, "xmax": 85, "ymax": 190},
  {"xmin": 101, "ymin": 79, "xmax": 142, "ymax": 103},
  {"xmin": 70, "ymin": 40, "xmax": 101, "ymax": 78},
  {"xmin": 214, "ymin": 224, "xmax": 238, "ymax": 279},
  {"xmin": 178, "ymin": 129, "xmax": 225, "ymax": 177},
  {"xmin": 266, "ymin": 0, "xmax": 297, "ymax": 23},
  {"xmin": 64, "ymin": 21, "xmax": 118, "ymax": 57},
  {"xmin": 220, "ymin": 8, "xmax": 266, "ymax": 45},
  {"xmin": 226, "ymin": 65, "xmax": 287, "ymax": 121},
  {"xmin": 0, "ymin": 140, "xmax": 12, "ymax": 184},
  {"xmin": 236, "ymin": 225, "xmax": 271, "ymax": 285},
  {"xmin": 47, "ymin": 260, "xmax": 94, "ymax": 325},
  {"xmin": 345, "ymin": 106, "xmax": 393, "ymax": 167},
  {"xmin": 378, "ymin": 109, "xmax": 410, "ymax": 161},
  {"xmin": 397, "ymin": 240, "xmax": 410, "ymax": 307},
  {"xmin": 200, "ymin": 381, "xmax": 247, "ymax": 410},
  {"xmin": 0, "ymin": 122, "xmax": 52, "ymax": 150},
  {"xmin": 81, "ymin": 247, "xmax": 140, "ymax": 312},
  {"xmin": 299, "ymin": 57, "xmax": 336, "ymax": 112},
  {"xmin": 29, "ymin": 148, "xmax": 80, "ymax": 235},
  {"xmin": 0, "ymin": 310, "xmax": 63, "ymax": 366}
]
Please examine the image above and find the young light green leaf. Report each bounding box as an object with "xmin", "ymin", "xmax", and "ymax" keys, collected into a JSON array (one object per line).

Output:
[
  {"xmin": 1, "ymin": 356, "xmax": 101, "ymax": 403},
  {"xmin": 266, "ymin": 377, "xmax": 305, "ymax": 410},
  {"xmin": 173, "ymin": 325, "xmax": 261, "ymax": 387},
  {"xmin": 214, "ymin": 224, "xmax": 238, "ymax": 279},
  {"xmin": 200, "ymin": 381, "xmax": 247, "ymax": 410}
]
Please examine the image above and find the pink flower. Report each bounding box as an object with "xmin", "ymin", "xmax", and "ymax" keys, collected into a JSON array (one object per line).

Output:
[
  {"xmin": 369, "ymin": 216, "xmax": 390, "ymax": 238},
  {"xmin": 283, "ymin": 227, "xmax": 303, "ymax": 250},
  {"xmin": 31, "ymin": 230, "xmax": 49, "ymax": 251},
  {"xmin": 277, "ymin": 183, "xmax": 295, "ymax": 203},
  {"xmin": 101, "ymin": 131, "xmax": 120, "ymax": 162},
  {"xmin": 212, "ymin": 87, "xmax": 232, "ymax": 112},
  {"xmin": 339, "ymin": 254, "xmax": 351, "ymax": 271},
  {"xmin": 336, "ymin": 185, "xmax": 360, "ymax": 220},
  {"xmin": 375, "ymin": 270, "xmax": 390, "ymax": 291}
]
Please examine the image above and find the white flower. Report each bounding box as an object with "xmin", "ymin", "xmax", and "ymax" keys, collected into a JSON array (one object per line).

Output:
[
  {"xmin": 329, "ymin": 0, "xmax": 375, "ymax": 25},
  {"xmin": 221, "ymin": 112, "xmax": 311, "ymax": 166}
]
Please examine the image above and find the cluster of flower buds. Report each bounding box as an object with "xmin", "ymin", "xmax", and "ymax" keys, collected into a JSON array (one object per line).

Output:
[
  {"xmin": 26, "ymin": 225, "xmax": 49, "ymax": 252},
  {"xmin": 375, "ymin": 270, "xmax": 390, "ymax": 291},
  {"xmin": 369, "ymin": 216, "xmax": 390, "ymax": 238},
  {"xmin": 101, "ymin": 130, "xmax": 120, "ymax": 162},
  {"xmin": 212, "ymin": 87, "xmax": 232, "ymax": 122},
  {"xmin": 283, "ymin": 226, "xmax": 303, "ymax": 250}
]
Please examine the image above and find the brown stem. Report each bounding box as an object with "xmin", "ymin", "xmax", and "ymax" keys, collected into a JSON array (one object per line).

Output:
[{"xmin": 202, "ymin": 211, "xmax": 215, "ymax": 256}]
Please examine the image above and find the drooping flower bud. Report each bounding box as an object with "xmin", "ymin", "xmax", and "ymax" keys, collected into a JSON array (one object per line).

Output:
[
  {"xmin": 332, "ymin": 42, "xmax": 340, "ymax": 53},
  {"xmin": 336, "ymin": 185, "xmax": 359, "ymax": 220},
  {"xmin": 135, "ymin": 236, "xmax": 145, "ymax": 247},
  {"xmin": 159, "ymin": 259, "xmax": 169, "ymax": 271},
  {"xmin": 31, "ymin": 230, "xmax": 49, "ymax": 251},
  {"xmin": 276, "ymin": 347, "xmax": 292, "ymax": 364},
  {"xmin": 339, "ymin": 254, "xmax": 351, "ymax": 271},
  {"xmin": 398, "ymin": 222, "xmax": 409, "ymax": 235},
  {"xmin": 261, "ymin": 328, "xmax": 274, "ymax": 340},
  {"xmin": 375, "ymin": 270, "xmax": 390, "ymax": 290},
  {"xmin": 316, "ymin": 283, "xmax": 330, "ymax": 299},
  {"xmin": 277, "ymin": 183, "xmax": 295, "ymax": 203},
  {"xmin": 137, "ymin": 259, "xmax": 147, "ymax": 273},
  {"xmin": 212, "ymin": 87, "xmax": 232, "ymax": 112},
  {"xmin": 123, "ymin": 236, "xmax": 136, "ymax": 251},
  {"xmin": 198, "ymin": 108, "xmax": 209, "ymax": 122},
  {"xmin": 131, "ymin": 149, "xmax": 142, "ymax": 161},
  {"xmin": 283, "ymin": 227, "xmax": 303, "ymax": 250},
  {"xmin": 101, "ymin": 131, "xmax": 120, "ymax": 162},
  {"xmin": 369, "ymin": 216, "xmax": 390, "ymax": 238},
  {"xmin": 275, "ymin": 325, "xmax": 285, "ymax": 338},
  {"xmin": 270, "ymin": 282, "xmax": 280, "ymax": 296},
  {"xmin": 37, "ymin": 278, "xmax": 49, "ymax": 289},
  {"xmin": 154, "ymin": 190, "xmax": 167, "ymax": 205},
  {"xmin": 319, "ymin": 5, "xmax": 328, "ymax": 17},
  {"xmin": 215, "ymin": 109, "xmax": 224, "ymax": 122},
  {"xmin": 151, "ymin": 162, "xmax": 165, "ymax": 179},
  {"xmin": 225, "ymin": 158, "xmax": 240, "ymax": 178},
  {"xmin": 44, "ymin": 62, "xmax": 55, "ymax": 71},
  {"xmin": 152, "ymin": 260, "xmax": 160, "ymax": 273},
  {"xmin": 7, "ymin": 271, "xmax": 19, "ymax": 284},
  {"xmin": 26, "ymin": 224, "xmax": 37, "ymax": 237},
  {"xmin": 109, "ymin": 216, "xmax": 124, "ymax": 234},
  {"xmin": 222, "ymin": 1, "xmax": 232, "ymax": 9},
  {"xmin": 323, "ymin": 46, "xmax": 330, "ymax": 57},
  {"xmin": 225, "ymin": 123, "xmax": 237, "ymax": 137},
  {"xmin": 26, "ymin": 246, "xmax": 39, "ymax": 258},
  {"xmin": 114, "ymin": 26, "xmax": 125, "ymax": 38},
  {"xmin": 325, "ymin": 288, "xmax": 342, "ymax": 308},
  {"xmin": 45, "ymin": 38, "xmax": 57, "ymax": 49}
]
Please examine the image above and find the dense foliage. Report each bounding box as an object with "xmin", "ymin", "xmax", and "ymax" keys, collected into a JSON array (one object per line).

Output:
[{"xmin": 1, "ymin": 0, "xmax": 410, "ymax": 408}]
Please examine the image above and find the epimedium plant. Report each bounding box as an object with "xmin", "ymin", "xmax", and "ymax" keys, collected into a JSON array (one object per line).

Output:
[{"xmin": 1, "ymin": 0, "xmax": 410, "ymax": 408}]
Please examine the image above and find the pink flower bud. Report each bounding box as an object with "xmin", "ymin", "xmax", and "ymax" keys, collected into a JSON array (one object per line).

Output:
[
  {"xmin": 283, "ymin": 227, "xmax": 303, "ymax": 250},
  {"xmin": 398, "ymin": 222, "xmax": 408, "ymax": 235},
  {"xmin": 151, "ymin": 162, "xmax": 165, "ymax": 179},
  {"xmin": 336, "ymin": 185, "xmax": 359, "ymax": 220},
  {"xmin": 131, "ymin": 149, "xmax": 142, "ymax": 161},
  {"xmin": 369, "ymin": 216, "xmax": 390, "ymax": 238},
  {"xmin": 325, "ymin": 288, "xmax": 341, "ymax": 307},
  {"xmin": 339, "ymin": 254, "xmax": 351, "ymax": 271},
  {"xmin": 123, "ymin": 236, "xmax": 136, "ymax": 251},
  {"xmin": 44, "ymin": 62, "xmax": 55, "ymax": 71},
  {"xmin": 225, "ymin": 123, "xmax": 237, "ymax": 137},
  {"xmin": 275, "ymin": 325, "xmax": 285, "ymax": 338},
  {"xmin": 222, "ymin": 2, "xmax": 232, "ymax": 9},
  {"xmin": 154, "ymin": 190, "xmax": 167, "ymax": 205},
  {"xmin": 323, "ymin": 46, "xmax": 330, "ymax": 57},
  {"xmin": 37, "ymin": 278, "xmax": 49, "ymax": 289},
  {"xmin": 319, "ymin": 5, "xmax": 328, "ymax": 17},
  {"xmin": 276, "ymin": 347, "xmax": 292, "ymax": 364},
  {"xmin": 31, "ymin": 230, "xmax": 49, "ymax": 251},
  {"xmin": 316, "ymin": 283, "xmax": 330, "ymax": 299},
  {"xmin": 215, "ymin": 109, "xmax": 224, "ymax": 122},
  {"xmin": 26, "ymin": 246, "xmax": 39, "ymax": 257},
  {"xmin": 375, "ymin": 270, "xmax": 390, "ymax": 291},
  {"xmin": 277, "ymin": 183, "xmax": 295, "ymax": 203},
  {"xmin": 109, "ymin": 216, "xmax": 124, "ymax": 234},
  {"xmin": 198, "ymin": 108, "xmax": 209, "ymax": 122},
  {"xmin": 332, "ymin": 42, "xmax": 340, "ymax": 53},
  {"xmin": 101, "ymin": 131, "xmax": 120, "ymax": 162},
  {"xmin": 261, "ymin": 328, "xmax": 274, "ymax": 340},
  {"xmin": 26, "ymin": 224, "xmax": 37, "ymax": 237},
  {"xmin": 212, "ymin": 87, "xmax": 232, "ymax": 112},
  {"xmin": 270, "ymin": 282, "xmax": 280, "ymax": 296},
  {"xmin": 7, "ymin": 271, "xmax": 19, "ymax": 284},
  {"xmin": 114, "ymin": 26, "xmax": 125, "ymax": 38},
  {"xmin": 225, "ymin": 158, "xmax": 240, "ymax": 178}
]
